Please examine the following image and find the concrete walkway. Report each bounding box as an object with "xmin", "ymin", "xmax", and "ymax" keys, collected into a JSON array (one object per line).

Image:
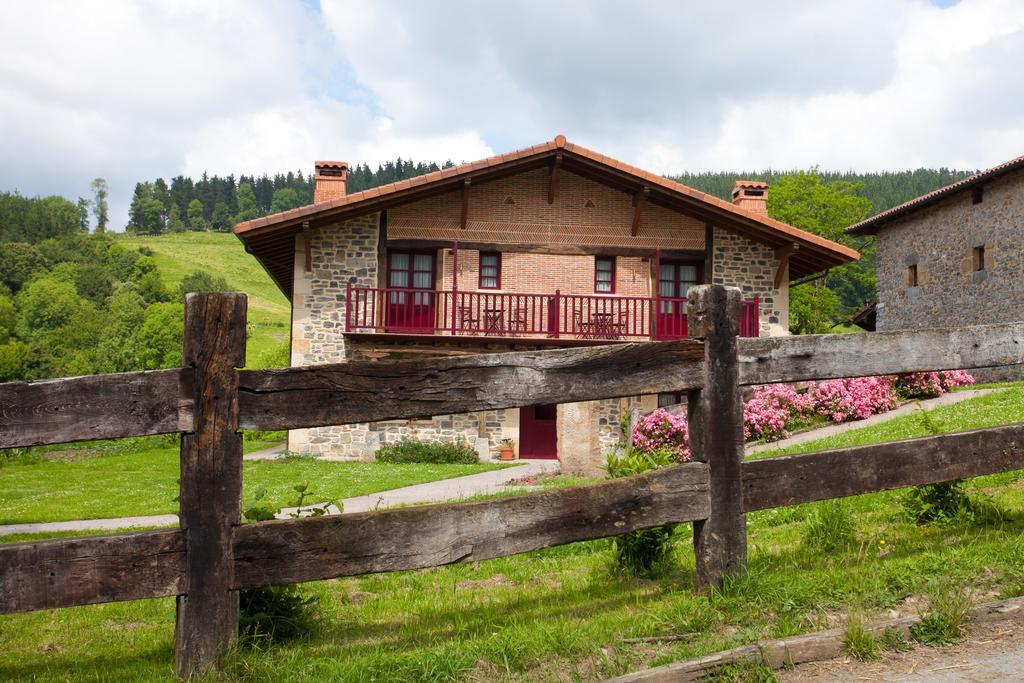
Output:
[
  {"xmin": 0, "ymin": 459, "xmax": 560, "ymax": 537},
  {"xmin": 746, "ymin": 388, "xmax": 997, "ymax": 455}
]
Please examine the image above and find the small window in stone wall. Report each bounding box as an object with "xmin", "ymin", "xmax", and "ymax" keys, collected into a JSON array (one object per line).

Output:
[
  {"xmin": 972, "ymin": 245, "xmax": 986, "ymax": 272},
  {"xmin": 907, "ymin": 264, "xmax": 918, "ymax": 288}
]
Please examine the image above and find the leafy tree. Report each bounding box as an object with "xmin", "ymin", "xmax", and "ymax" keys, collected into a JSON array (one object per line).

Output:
[
  {"xmin": 15, "ymin": 275, "xmax": 83, "ymax": 333},
  {"xmin": 186, "ymin": 199, "xmax": 207, "ymax": 230},
  {"xmin": 767, "ymin": 171, "xmax": 873, "ymax": 329},
  {"xmin": 128, "ymin": 302, "xmax": 184, "ymax": 369},
  {"xmin": 211, "ymin": 201, "xmax": 233, "ymax": 231},
  {"xmin": 132, "ymin": 256, "xmax": 169, "ymax": 303},
  {"xmin": 127, "ymin": 183, "xmax": 165, "ymax": 235},
  {"xmin": 0, "ymin": 242, "xmax": 45, "ymax": 293},
  {"xmin": 270, "ymin": 188, "xmax": 301, "ymax": 214},
  {"xmin": 177, "ymin": 270, "xmax": 230, "ymax": 300},
  {"xmin": 0, "ymin": 339, "xmax": 29, "ymax": 381},
  {"xmin": 236, "ymin": 182, "xmax": 258, "ymax": 222},
  {"xmin": 167, "ymin": 203, "xmax": 185, "ymax": 232},
  {"xmin": 0, "ymin": 295, "xmax": 15, "ymax": 343},
  {"xmin": 76, "ymin": 197, "xmax": 91, "ymax": 232},
  {"xmin": 73, "ymin": 262, "xmax": 115, "ymax": 305},
  {"xmin": 789, "ymin": 285, "xmax": 842, "ymax": 334},
  {"xmin": 152, "ymin": 178, "xmax": 171, "ymax": 220},
  {"xmin": 90, "ymin": 178, "xmax": 109, "ymax": 233}
]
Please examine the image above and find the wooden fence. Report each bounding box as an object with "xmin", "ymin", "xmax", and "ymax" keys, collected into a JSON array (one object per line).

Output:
[{"xmin": 2, "ymin": 286, "xmax": 1023, "ymax": 678}]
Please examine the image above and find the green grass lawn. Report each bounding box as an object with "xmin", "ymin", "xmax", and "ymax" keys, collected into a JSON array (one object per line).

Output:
[
  {"xmin": 116, "ymin": 232, "xmax": 290, "ymax": 365},
  {"xmin": 0, "ymin": 438, "xmax": 507, "ymax": 525},
  {"xmin": 2, "ymin": 387, "xmax": 1023, "ymax": 681}
]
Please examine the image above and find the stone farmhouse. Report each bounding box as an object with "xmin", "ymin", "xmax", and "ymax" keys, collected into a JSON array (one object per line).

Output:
[
  {"xmin": 234, "ymin": 136, "xmax": 858, "ymax": 474},
  {"xmin": 848, "ymin": 153, "xmax": 1023, "ymax": 342}
]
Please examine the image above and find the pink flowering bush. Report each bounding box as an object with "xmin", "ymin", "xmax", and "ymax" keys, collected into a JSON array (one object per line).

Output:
[
  {"xmin": 631, "ymin": 408, "xmax": 691, "ymax": 462},
  {"xmin": 628, "ymin": 369, "xmax": 974, "ymax": 452},
  {"xmin": 896, "ymin": 370, "xmax": 975, "ymax": 399},
  {"xmin": 743, "ymin": 384, "xmax": 814, "ymax": 442},
  {"xmin": 808, "ymin": 376, "xmax": 899, "ymax": 423}
]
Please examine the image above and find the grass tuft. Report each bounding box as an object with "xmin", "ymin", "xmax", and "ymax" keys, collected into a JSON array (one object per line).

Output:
[
  {"xmin": 842, "ymin": 613, "xmax": 879, "ymax": 662},
  {"xmin": 801, "ymin": 500, "xmax": 857, "ymax": 552},
  {"xmin": 910, "ymin": 582, "xmax": 972, "ymax": 646}
]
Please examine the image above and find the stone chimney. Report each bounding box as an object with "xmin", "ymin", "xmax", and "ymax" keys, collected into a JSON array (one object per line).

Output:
[
  {"xmin": 314, "ymin": 161, "xmax": 349, "ymax": 203},
  {"xmin": 731, "ymin": 180, "xmax": 769, "ymax": 214}
]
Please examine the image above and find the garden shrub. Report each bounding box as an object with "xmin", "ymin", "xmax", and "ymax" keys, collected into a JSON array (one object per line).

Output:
[
  {"xmin": 802, "ymin": 499, "xmax": 857, "ymax": 552},
  {"xmin": 900, "ymin": 480, "xmax": 1005, "ymax": 526},
  {"xmin": 238, "ymin": 482, "xmax": 334, "ymax": 645},
  {"xmin": 605, "ymin": 448, "xmax": 677, "ymax": 577},
  {"xmin": 901, "ymin": 405, "xmax": 1004, "ymax": 527},
  {"xmin": 895, "ymin": 370, "xmax": 974, "ymax": 399},
  {"xmin": 630, "ymin": 408, "xmax": 690, "ymax": 461},
  {"xmin": 375, "ymin": 437, "xmax": 480, "ymax": 464},
  {"xmin": 743, "ymin": 383, "xmax": 813, "ymax": 442},
  {"xmin": 807, "ymin": 376, "xmax": 899, "ymax": 423}
]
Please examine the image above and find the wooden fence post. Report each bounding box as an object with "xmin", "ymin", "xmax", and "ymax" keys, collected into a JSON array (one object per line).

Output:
[
  {"xmin": 686, "ymin": 284, "xmax": 746, "ymax": 590},
  {"xmin": 174, "ymin": 293, "xmax": 247, "ymax": 679}
]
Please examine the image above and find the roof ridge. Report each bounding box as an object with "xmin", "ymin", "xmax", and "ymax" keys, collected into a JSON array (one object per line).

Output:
[{"xmin": 848, "ymin": 152, "xmax": 1024, "ymax": 234}]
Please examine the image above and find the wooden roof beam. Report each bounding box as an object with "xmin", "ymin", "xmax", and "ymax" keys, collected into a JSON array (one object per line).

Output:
[
  {"xmin": 631, "ymin": 186, "xmax": 650, "ymax": 236},
  {"xmin": 774, "ymin": 243, "xmax": 799, "ymax": 288},
  {"xmin": 302, "ymin": 221, "xmax": 312, "ymax": 273},
  {"xmin": 548, "ymin": 153, "xmax": 562, "ymax": 205},
  {"xmin": 460, "ymin": 178, "xmax": 472, "ymax": 229}
]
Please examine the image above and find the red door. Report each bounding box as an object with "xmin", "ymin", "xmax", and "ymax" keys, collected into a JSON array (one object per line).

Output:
[
  {"xmin": 519, "ymin": 404, "xmax": 558, "ymax": 459},
  {"xmin": 386, "ymin": 251, "xmax": 436, "ymax": 333},
  {"xmin": 656, "ymin": 262, "xmax": 700, "ymax": 340}
]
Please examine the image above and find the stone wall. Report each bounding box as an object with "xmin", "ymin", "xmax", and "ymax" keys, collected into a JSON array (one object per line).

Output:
[
  {"xmin": 875, "ymin": 168, "xmax": 1024, "ymax": 332},
  {"xmin": 288, "ymin": 214, "xmax": 379, "ymax": 456},
  {"xmin": 712, "ymin": 227, "xmax": 788, "ymax": 336}
]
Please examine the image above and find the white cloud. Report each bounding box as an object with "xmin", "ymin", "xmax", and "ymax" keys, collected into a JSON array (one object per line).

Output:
[{"xmin": 0, "ymin": 0, "xmax": 1022, "ymax": 227}]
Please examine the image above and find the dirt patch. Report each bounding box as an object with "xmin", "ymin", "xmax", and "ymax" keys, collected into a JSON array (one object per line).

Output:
[{"xmin": 780, "ymin": 618, "xmax": 1024, "ymax": 681}]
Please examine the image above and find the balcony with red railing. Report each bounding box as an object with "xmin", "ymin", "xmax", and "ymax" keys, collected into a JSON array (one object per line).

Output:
[{"xmin": 345, "ymin": 285, "xmax": 760, "ymax": 341}]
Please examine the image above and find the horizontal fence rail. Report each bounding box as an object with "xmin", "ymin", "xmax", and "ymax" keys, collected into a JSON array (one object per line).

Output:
[
  {"xmin": 743, "ymin": 423, "xmax": 1024, "ymax": 511},
  {"xmin": 2, "ymin": 287, "xmax": 1024, "ymax": 679},
  {"xmin": 236, "ymin": 340, "xmax": 706, "ymax": 432},
  {"xmin": 233, "ymin": 461, "xmax": 711, "ymax": 588},
  {"xmin": 3, "ymin": 320, "xmax": 1024, "ymax": 449},
  {"xmin": 738, "ymin": 321, "xmax": 1024, "ymax": 385},
  {"xmin": 0, "ymin": 368, "xmax": 192, "ymax": 449}
]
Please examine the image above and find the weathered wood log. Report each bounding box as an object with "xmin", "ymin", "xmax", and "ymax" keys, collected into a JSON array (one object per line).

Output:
[
  {"xmin": 174, "ymin": 293, "xmax": 247, "ymax": 679},
  {"xmin": 232, "ymin": 462, "xmax": 710, "ymax": 588},
  {"xmin": 742, "ymin": 423, "xmax": 1024, "ymax": 511},
  {"xmin": 738, "ymin": 321, "xmax": 1024, "ymax": 386},
  {"xmin": 0, "ymin": 529, "xmax": 185, "ymax": 614},
  {"xmin": 0, "ymin": 368, "xmax": 191, "ymax": 449},
  {"xmin": 237, "ymin": 340, "xmax": 705, "ymax": 431},
  {"xmin": 687, "ymin": 285, "xmax": 747, "ymax": 589}
]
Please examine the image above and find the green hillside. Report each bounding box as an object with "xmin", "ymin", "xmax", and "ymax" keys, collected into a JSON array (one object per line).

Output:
[{"xmin": 117, "ymin": 232, "xmax": 289, "ymax": 365}]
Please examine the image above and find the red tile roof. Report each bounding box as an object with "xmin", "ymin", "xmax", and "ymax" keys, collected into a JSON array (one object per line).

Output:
[
  {"xmin": 235, "ymin": 135, "xmax": 860, "ymax": 297},
  {"xmin": 847, "ymin": 153, "xmax": 1024, "ymax": 235}
]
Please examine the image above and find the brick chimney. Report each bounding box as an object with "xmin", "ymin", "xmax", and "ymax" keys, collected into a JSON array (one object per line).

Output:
[
  {"xmin": 314, "ymin": 161, "xmax": 349, "ymax": 203},
  {"xmin": 731, "ymin": 180, "xmax": 769, "ymax": 214}
]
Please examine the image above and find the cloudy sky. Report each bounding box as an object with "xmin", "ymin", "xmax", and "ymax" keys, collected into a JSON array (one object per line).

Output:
[{"xmin": 2, "ymin": 0, "xmax": 1023, "ymax": 228}]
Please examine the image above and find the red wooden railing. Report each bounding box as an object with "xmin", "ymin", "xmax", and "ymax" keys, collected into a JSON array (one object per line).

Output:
[{"xmin": 346, "ymin": 286, "xmax": 761, "ymax": 340}]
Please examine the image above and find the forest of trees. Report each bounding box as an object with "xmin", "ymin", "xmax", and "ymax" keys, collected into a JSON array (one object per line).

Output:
[
  {"xmin": 125, "ymin": 158, "xmax": 455, "ymax": 235},
  {"xmin": 0, "ymin": 192, "xmax": 228, "ymax": 382}
]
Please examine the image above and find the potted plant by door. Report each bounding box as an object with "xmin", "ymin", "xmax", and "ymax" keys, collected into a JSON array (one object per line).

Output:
[{"xmin": 498, "ymin": 438, "xmax": 516, "ymax": 461}]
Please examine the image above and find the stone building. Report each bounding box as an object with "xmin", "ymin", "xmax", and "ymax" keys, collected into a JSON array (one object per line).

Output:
[
  {"xmin": 847, "ymin": 154, "xmax": 1024, "ymax": 335},
  {"xmin": 234, "ymin": 136, "xmax": 858, "ymax": 474}
]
